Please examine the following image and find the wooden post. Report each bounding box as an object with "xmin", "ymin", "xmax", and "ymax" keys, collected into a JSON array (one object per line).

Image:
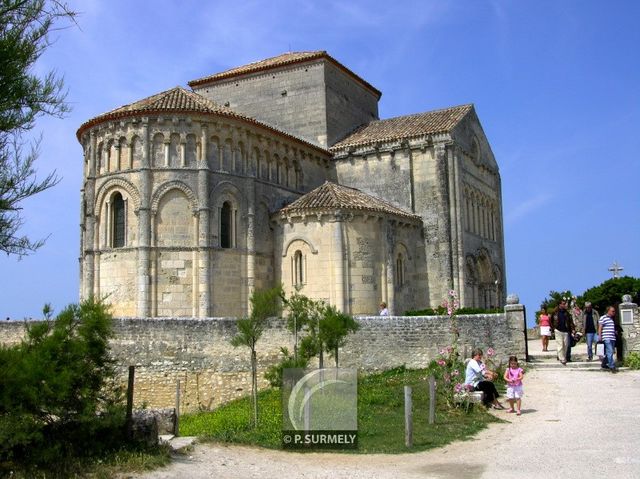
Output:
[
  {"xmin": 303, "ymin": 386, "xmax": 311, "ymax": 432},
  {"xmin": 174, "ymin": 379, "xmax": 181, "ymax": 437},
  {"xmin": 125, "ymin": 365, "xmax": 135, "ymax": 438},
  {"xmin": 428, "ymin": 375, "xmax": 436, "ymax": 425},
  {"xmin": 404, "ymin": 385, "xmax": 413, "ymax": 448}
]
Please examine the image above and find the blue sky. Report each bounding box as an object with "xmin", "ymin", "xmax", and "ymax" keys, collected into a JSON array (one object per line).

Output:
[{"xmin": 1, "ymin": 0, "xmax": 638, "ymax": 325}]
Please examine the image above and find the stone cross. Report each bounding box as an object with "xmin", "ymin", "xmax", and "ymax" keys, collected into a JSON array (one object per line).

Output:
[{"xmin": 608, "ymin": 261, "xmax": 624, "ymax": 278}]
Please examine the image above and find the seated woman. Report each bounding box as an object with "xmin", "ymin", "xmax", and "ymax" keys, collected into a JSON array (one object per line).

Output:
[{"xmin": 464, "ymin": 348, "xmax": 504, "ymax": 409}]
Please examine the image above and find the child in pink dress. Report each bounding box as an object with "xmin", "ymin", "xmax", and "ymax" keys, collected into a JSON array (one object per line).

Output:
[{"xmin": 503, "ymin": 355, "xmax": 524, "ymax": 415}]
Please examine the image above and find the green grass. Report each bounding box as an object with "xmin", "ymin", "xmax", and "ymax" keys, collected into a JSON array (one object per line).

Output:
[
  {"xmin": 4, "ymin": 444, "xmax": 172, "ymax": 479},
  {"xmin": 88, "ymin": 445, "xmax": 173, "ymax": 478},
  {"xmin": 181, "ymin": 367, "xmax": 499, "ymax": 453}
]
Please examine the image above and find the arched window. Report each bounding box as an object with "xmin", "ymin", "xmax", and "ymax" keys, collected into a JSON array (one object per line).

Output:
[
  {"xmin": 220, "ymin": 201, "xmax": 233, "ymax": 248},
  {"xmin": 293, "ymin": 250, "xmax": 304, "ymax": 286},
  {"xmin": 396, "ymin": 253, "xmax": 405, "ymax": 287},
  {"xmin": 112, "ymin": 192, "xmax": 126, "ymax": 248}
]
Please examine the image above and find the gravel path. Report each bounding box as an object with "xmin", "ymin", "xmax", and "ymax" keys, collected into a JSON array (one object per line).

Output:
[{"xmin": 131, "ymin": 367, "xmax": 640, "ymax": 479}]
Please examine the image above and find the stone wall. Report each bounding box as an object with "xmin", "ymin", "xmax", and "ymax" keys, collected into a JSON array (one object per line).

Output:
[
  {"xmin": 0, "ymin": 305, "xmax": 526, "ymax": 413},
  {"xmin": 621, "ymin": 302, "xmax": 640, "ymax": 353},
  {"xmin": 81, "ymin": 111, "xmax": 332, "ymax": 319},
  {"xmin": 192, "ymin": 58, "xmax": 379, "ymax": 149},
  {"xmin": 324, "ymin": 61, "xmax": 379, "ymax": 147},
  {"xmin": 194, "ymin": 61, "xmax": 330, "ymax": 147}
]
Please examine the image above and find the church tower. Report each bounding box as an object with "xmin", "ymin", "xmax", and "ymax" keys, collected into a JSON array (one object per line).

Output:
[{"xmin": 189, "ymin": 51, "xmax": 380, "ymax": 148}]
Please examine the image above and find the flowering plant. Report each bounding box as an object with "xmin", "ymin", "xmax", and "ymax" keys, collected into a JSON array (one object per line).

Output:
[
  {"xmin": 428, "ymin": 344, "xmax": 465, "ymax": 409},
  {"xmin": 442, "ymin": 289, "xmax": 460, "ymax": 316},
  {"xmin": 442, "ymin": 290, "xmax": 460, "ymax": 344}
]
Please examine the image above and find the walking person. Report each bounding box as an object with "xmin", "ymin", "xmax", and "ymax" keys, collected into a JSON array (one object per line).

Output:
[
  {"xmin": 503, "ymin": 355, "xmax": 524, "ymax": 416},
  {"xmin": 566, "ymin": 299, "xmax": 582, "ymax": 362},
  {"xmin": 539, "ymin": 308, "xmax": 552, "ymax": 352},
  {"xmin": 552, "ymin": 301, "xmax": 575, "ymax": 365},
  {"xmin": 581, "ymin": 302, "xmax": 599, "ymax": 361},
  {"xmin": 598, "ymin": 306, "xmax": 617, "ymax": 373}
]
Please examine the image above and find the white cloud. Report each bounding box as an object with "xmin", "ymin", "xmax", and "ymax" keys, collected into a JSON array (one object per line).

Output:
[{"xmin": 505, "ymin": 192, "xmax": 553, "ymax": 224}]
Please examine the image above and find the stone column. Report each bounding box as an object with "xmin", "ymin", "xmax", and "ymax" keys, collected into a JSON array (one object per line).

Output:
[
  {"xmin": 83, "ymin": 131, "xmax": 97, "ymax": 300},
  {"xmin": 127, "ymin": 139, "xmax": 133, "ymax": 169},
  {"xmin": 246, "ymin": 179, "xmax": 256, "ymax": 315},
  {"xmin": 163, "ymin": 140, "xmax": 170, "ymax": 167},
  {"xmin": 620, "ymin": 295, "xmax": 639, "ymax": 356},
  {"xmin": 198, "ymin": 124, "xmax": 211, "ymax": 316},
  {"xmin": 137, "ymin": 119, "xmax": 152, "ymax": 317},
  {"xmin": 446, "ymin": 145, "xmax": 460, "ymax": 298},
  {"xmin": 332, "ymin": 213, "xmax": 346, "ymax": 313},
  {"xmin": 504, "ymin": 294, "xmax": 527, "ymax": 360},
  {"xmin": 452, "ymin": 146, "xmax": 465, "ymax": 306},
  {"xmin": 114, "ymin": 143, "xmax": 121, "ymax": 170},
  {"xmin": 431, "ymin": 143, "xmax": 453, "ymax": 304},
  {"xmin": 385, "ymin": 220, "xmax": 396, "ymax": 315},
  {"xmin": 104, "ymin": 200, "xmax": 112, "ymax": 247},
  {"xmin": 192, "ymin": 214, "xmax": 199, "ymax": 317}
]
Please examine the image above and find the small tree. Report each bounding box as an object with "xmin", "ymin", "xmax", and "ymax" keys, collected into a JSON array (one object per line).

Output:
[
  {"xmin": 538, "ymin": 290, "xmax": 575, "ymax": 323},
  {"xmin": 230, "ymin": 285, "xmax": 283, "ymax": 427},
  {"xmin": 580, "ymin": 276, "xmax": 640, "ymax": 314},
  {"xmin": 319, "ymin": 304, "xmax": 359, "ymax": 368},
  {"xmin": 0, "ymin": 0, "xmax": 77, "ymax": 256},
  {"xmin": 0, "ymin": 298, "xmax": 121, "ymax": 472},
  {"xmin": 284, "ymin": 294, "xmax": 359, "ymax": 369},
  {"xmin": 283, "ymin": 292, "xmax": 324, "ymax": 361}
]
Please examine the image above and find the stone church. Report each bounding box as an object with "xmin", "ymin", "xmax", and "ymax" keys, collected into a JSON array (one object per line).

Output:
[{"xmin": 77, "ymin": 51, "xmax": 505, "ymax": 318}]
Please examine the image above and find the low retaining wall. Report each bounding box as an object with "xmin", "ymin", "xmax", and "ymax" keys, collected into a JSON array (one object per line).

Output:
[{"xmin": 0, "ymin": 304, "xmax": 526, "ymax": 412}]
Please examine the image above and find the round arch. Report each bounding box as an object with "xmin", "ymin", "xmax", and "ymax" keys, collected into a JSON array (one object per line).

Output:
[
  {"xmin": 94, "ymin": 177, "xmax": 141, "ymax": 216},
  {"xmin": 151, "ymin": 180, "xmax": 198, "ymax": 215}
]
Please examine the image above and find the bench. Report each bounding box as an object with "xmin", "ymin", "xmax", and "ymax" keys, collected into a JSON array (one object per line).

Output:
[{"xmin": 453, "ymin": 391, "xmax": 484, "ymax": 404}]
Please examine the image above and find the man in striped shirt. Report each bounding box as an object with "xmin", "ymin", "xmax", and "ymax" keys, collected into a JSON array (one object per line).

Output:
[{"xmin": 598, "ymin": 306, "xmax": 617, "ymax": 373}]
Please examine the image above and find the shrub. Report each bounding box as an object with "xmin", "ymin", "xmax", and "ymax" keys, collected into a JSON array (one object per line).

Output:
[
  {"xmin": 0, "ymin": 299, "xmax": 125, "ymax": 475},
  {"xmin": 405, "ymin": 307, "xmax": 501, "ymax": 316},
  {"xmin": 624, "ymin": 351, "xmax": 640, "ymax": 370},
  {"xmin": 264, "ymin": 347, "xmax": 309, "ymax": 387}
]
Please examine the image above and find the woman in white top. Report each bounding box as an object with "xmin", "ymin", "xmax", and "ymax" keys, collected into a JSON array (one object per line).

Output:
[
  {"xmin": 464, "ymin": 348, "xmax": 504, "ymax": 409},
  {"xmin": 379, "ymin": 302, "xmax": 389, "ymax": 316}
]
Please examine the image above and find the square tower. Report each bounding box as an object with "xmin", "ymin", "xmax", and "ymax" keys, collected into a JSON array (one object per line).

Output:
[{"xmin": 189, "ymin": 51, "xmax": 381, "ymax": 148}]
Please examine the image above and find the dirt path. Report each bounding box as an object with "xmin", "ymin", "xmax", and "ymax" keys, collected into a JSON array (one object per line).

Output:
[{"xmin": 130, "ymin": 367, "xmax": 640, "ymax": 479}]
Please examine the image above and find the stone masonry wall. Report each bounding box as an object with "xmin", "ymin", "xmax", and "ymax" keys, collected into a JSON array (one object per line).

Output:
[
  {"xmin": 621, "ymin": 303, "xmax": 640, "ymax": 353},
  {"xmin": 194, "ymin": 61, "xmax": 330, "ymax": 147},
  {"xmin": 0, "ymin": 306, "xmax": 526, "ymax": 412}
]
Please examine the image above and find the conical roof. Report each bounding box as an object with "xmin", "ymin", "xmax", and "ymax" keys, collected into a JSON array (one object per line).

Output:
[
  {"xmin": 278, "ymin": 181, "xmax": 420, "ymax": 220},
  {"xmin": 76, "ymin": 87, "xmax": 329, "ymax": 154}
]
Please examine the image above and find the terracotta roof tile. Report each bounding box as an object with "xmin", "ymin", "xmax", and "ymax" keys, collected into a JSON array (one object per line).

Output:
[
  {"xmin": 76, "ymin": 87, "xmax": 330, "ymax": 154},
  {"xmin": 188, "ymin": 51, "xmax": 381, "ymax": 98},
  {"xmin": 278, "ymin": 181, "xmax": 420, "ymax": 220},
  {"xmin": 331, "ymin": 104, "xmax": 473, "ymax": 150},
  {"xmin": 78, "ymin": 87, "xmax": 235, "ymax": 128}
]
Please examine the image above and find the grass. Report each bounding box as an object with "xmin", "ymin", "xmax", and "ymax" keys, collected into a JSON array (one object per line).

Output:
[
  {"xmin": 181, "ymin": 367, "xmax": 499, "ymax": 453},
  {"xmin": 88, "ymin": 444, "xmax": 173, "ymax": 478},
  {"xmin": 4, "ymin": 444, "xmax": 172, "ymax": 479}
]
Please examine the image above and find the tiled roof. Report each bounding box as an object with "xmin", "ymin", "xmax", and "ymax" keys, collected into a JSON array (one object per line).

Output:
[
  {"xmin": 331, "ymin": 104, "xmax": 473, "ymax": 150},
  {"xmin": 76, "ymin": 87, "xmax": 330, "ymax": 154},
  {"xmin": 278, "ymin": 181, "xmax": 420, "ymax": 220},
  {"xmin": 77, "ymin": 87, "xmax": 239, "ymax": 137},
  {"xmin": 188, "ymin": 51, "xmax": 381, "ymax": 98}
]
